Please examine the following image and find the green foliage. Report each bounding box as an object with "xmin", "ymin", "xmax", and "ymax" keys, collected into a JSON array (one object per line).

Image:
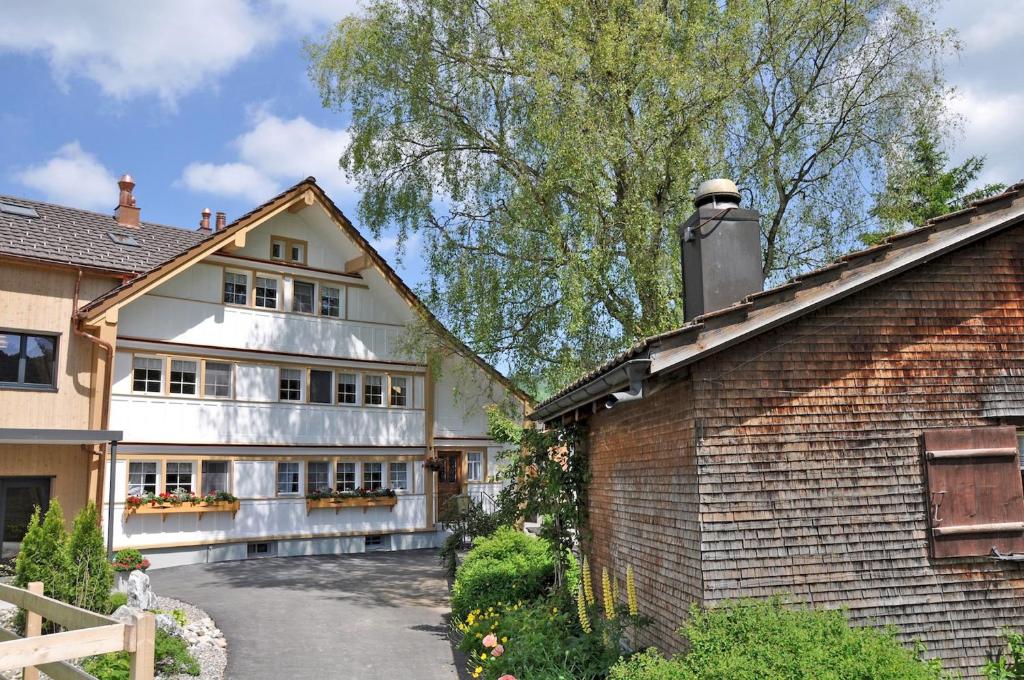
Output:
[
  {"xmin": 107, "ymin": 591, "xmax": 128, "ymax": 614},
  {"xmin": 984, "ymin": 630, "xmax": 1024, "ymax": 679},
  {"xmin": 451, "ymin": 527, "xmax": 555, "ymax": 619},
  {"xmin": 154, "ymin": 608, "xmax": 189, "ymax": 628},
  {"xmin": 15, "ymin": 500, "xmax": 72, "ymax": 602},
  {"xmin": 609, "ymin": 598, "xmax": 947, "ymax": 680},
  {"xmin": 439, "ymin": 496, "xmax": 506, "ymax": 576},
  {"xmin": 83, "ymin": 629, "xmax": 200, "ymax": 680},
  {"xmin": 308, "ymin": 0, "xmax": 952, "ymax": 388},
  {"xmin": 67, "ymin": 502, "xmax": 113, "ymax": 614},
  {"xmin": 865, "ymin": 123, "xmax": 1006, "ymax": 245}
]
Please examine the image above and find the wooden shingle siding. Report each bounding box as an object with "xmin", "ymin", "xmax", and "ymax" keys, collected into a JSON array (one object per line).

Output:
[{"xmin": 588, "ymin": 226, "xmax": 1024, "ymax": 678}]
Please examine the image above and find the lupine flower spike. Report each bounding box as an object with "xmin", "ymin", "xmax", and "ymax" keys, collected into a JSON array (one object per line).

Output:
[
  {"xmin": 577, "ymin": 584, "xmax": 592, "ymax": 633},
  {"xmin": 627, "ymin": 564, "xmax": 638, "ymax": 617},
  {"xmin": 602, "ymin": 567, "xmax": 616, "ymax": 620},
  {"xmin": 583, "ymin": 557, "xmax": 595, "ymax": 605},
  {"xmin": 613, "ymin": 574, "xmax": 620, "ymax": 603}
]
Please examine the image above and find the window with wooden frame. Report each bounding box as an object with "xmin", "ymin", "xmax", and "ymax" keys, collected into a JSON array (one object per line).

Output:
[
  {"xmin": 364, "ymin": 374, "xmax": 384, "ymax": 406},
  {"xmin": 389, "ymin": 462, "xmax": 408, "ymax": 491},
  {"xmin": 337, "ymin": 372, "xmax": 358, "ymax": 405},
  {"xmin": 132, "ymin": 356, "xmax": 163, "ymax": 393},
  {"xmin": 320, "ymin": 285, "xmax": 342, "ymax": 318},
  {"xmin": 277, "ymin": 462, "xmax": 301, "ymax": 495},
  {"xmin": 223, "ymin": 270, "xmax": 249, "ymax": 306},
  {"xmin": 292, "ymin": 280, "xmax": 316, "ymax": 314},
  {"xmin": 127, "ymin": 461, "xmax": 158, "ymax": 496},
  {"xmin": 201, "ymin": 461, "xmax": 230, "ymax": 495},
  {"xmin": 923, "ymin": 425, "xmax": 1024, "ymax": 558},
  {"xmin": 279, "ymin": 368, "xmax": 303, "ymax": 401},
  {"xmin": 363, "ymin": 462, "xmax": 383, "ymax": 490},
  {"xmin": 390, "ymin": 375, "xmax": 409, "ymax": 407},
  {"xmin": 203, "ymin": 361, "xmax": 233, "ymax": 399},
  {"xmin": 466, "ymin": 452, "xmax": 483, "ymax": 482},
  {"xmin": 309, "ymin": 369, "xmax": 333, "ymax": 404},
  {"xmin": 254, "ymin": 275, "xmax": 279, "ymax": 309},
  {"xmin": 336, "ymin": 462, "xmax": 357, "ymax": 491},
  {"xmin": 168, "ymin": 359, "xmax": 198, "ymax": 395},
  {"xmin": 165, "ymin": 461, "xmax": 195, "ymax": 493},
  {"xmin": 306, "ymin": 461, "xmax": 331, "ymax": 493},
  {"xmin": 270, "ymin": 238, "xmax": 286, "ymax": 261},
  {"xmin": 269, "ymin": 236, "xmax": 307, "ymax": 264},
  {"xmin": 0, "ymin": 331, "xmax": 57, "ymax": 389}
]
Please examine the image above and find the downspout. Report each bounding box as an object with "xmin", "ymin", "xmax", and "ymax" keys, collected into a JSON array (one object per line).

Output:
[
  {"xmin": 605, "ymin": 359, "xmax": 651, "ymax": 409},
  {"xmin": 72, "ymin": 270, "xmax": 115, "ymax": 430}
]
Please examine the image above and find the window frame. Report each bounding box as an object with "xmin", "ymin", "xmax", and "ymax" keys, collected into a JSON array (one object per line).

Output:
[
  {"xmin": 202, "ymin": 360, "xmax": 234, "ymax": 399},
  {"xmin": 363, "ymin": 462, "xmax": 384, "ymax": 491},
  {"xmin": 200, "ymin": 460, "xmax": 231, "ymax": 495},
  {"xmin": 466, "ymin": 451, "xmax": 484, "ymax": 482},
  {"xmin": 336, "ymin": 372, "xmax": 358, "ymax": 405},
  {"xmin": 168, "ymin": 358, "xmax": 199, "ymax": 396},
  {"xmin": 276, "ymin": 461, "xmax": 302, "ymax": 496},
  {"xmin": 336, "ymin": 461, "xmax": 357, "ymax": 491},
  {"xmin": 306, "ymin": 461, "xmax": 331, "ymax": 493},
  {"xmin": 389, "ymin": 375, "xmax": 410, "ymax": 408},
  {"xmin": 279, "ymin": 367, "xmax": 303, "ymax": 402},
  {"xmin": 0, "ymin": 329, "xmax": 59, "ymax": 391},
  {"xmin": 127, "ymin": 461, "xmax": 159, "ymax": 496},
  {"xmin": 131, "ymin": 355, "xmax": 164, "ymax": 394},
  {"xmin": 164, "ymin": 460, "xmax": 196, "ymax": 494},
  {"xmin": 269, "ymin": 235, "xmax": 309, "ymax": 265},
  {"xmin": 389, "ymin": 462, "xmax": 409, "ymax": 492},
  {"xmin": 319, "ymin": 285, "xmax": 342, "ymax": 318},
  {"xmin": 254, "ymin": 273, "xmax": 281, "ymax": 310},
  {"xmin": 308, "ymin": 369, "xmax": 333, "ymax": 405},
  {"xmin": 222, "ymin": 269, "xmax": 250, "ymax": 306},
  {"xmin": 292, "ymin": 280, "xmax": 317, "ymax": 315},
  {"xmin": 363, "ymin": 374, "xmax": 385, "ymax": 407}
]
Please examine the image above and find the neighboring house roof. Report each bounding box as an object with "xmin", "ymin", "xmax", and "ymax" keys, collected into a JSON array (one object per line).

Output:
[
  {"xmin": 0, "ymin": 194, "xmax": 209, "ymax": 275},
  {"xmin": 531, "ymin": 181, "xmax": 1024, "ymax": 422},
  {"xmin": 74, "ymin": 177, "xmax": 532, "ymax": 405}
]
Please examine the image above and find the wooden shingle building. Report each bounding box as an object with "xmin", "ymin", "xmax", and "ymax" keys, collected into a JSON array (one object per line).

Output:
[{"xmin": 532, "ymin": 179, "xmax": 1024, "ymax": 678}]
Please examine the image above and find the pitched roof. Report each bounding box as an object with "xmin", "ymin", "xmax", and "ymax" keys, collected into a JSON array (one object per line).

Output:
[
  {"xmin": 76, "ymin": 177, "xmax": 532, "ymax": 405},
  {"xmin": 0, "ymin": 194, "xmax": 209, "ymax": 274},
  {"xmin": 531, "ymin": 181, "xmax": 1024, "ymax": 422}
]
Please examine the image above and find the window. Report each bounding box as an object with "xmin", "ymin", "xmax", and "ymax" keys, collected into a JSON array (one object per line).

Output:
[
  {"xmin": 223, "ymin": 271, "xmax": 248, "ymax": 305},
  {"xmin": 307, "ymin": 461, "xmax": 331, "ymax": 492},
  {"xmin": 363, "ymin": 462, "xmax": 383, "ymax": 491},
  {"xmin": 132, "ymin": 357, "xmax": 162, "ymax": 393},
  {"xmin": 201, "ymin": 461, "xmax": 230, "ymax": 494},
  {"xmin": 467, "ymin": 452, "xmax": 483, "ymax": 482},
  {"xmin": 0, "ymin": 332, "xmax": 57, "ymax": 388},
  {"xmin": 309, "ymin": 369, "xmax": 332, "ymax": 404},
  {"xmin": 247, "ymin": 542, "xmax": 274, "ymax": 557},
  {"xmin": 390, "ymin": 376, "xmax": 409, "ymax": 407},
  {"xmin": 270, "ymin": 240, "xmax": 285, "ymax": 260},
  {"xmin": 337, "ymin": 373, "xmax": 357, "ymax": 404},
  {"xmin": 270, "ymin": 236, "xmax": 307, "ymax": 264},
  {"xmin": 204, "ymin": 362, "xmax": 232, "ymax": 398},
  {"xmin": 389, "ymin": 462, "xmax": 408, "ymax": 491},
  {"xmin": 279, "ymin": 368, "xmax": 302, "ymax": 401},
  {"xmin": 165, "ymin": 462, "xmax": 194, "ymax": 493},
  {"xmin": 290, "ymin": 243, "xmax": 305, "ymax": 263},
  {"xmin": 277, "ymin": 462, "xmax": 300, "ymax": 494},
  {"xmin": 364, "ymin": 374, "xmax": 384, "ymax": 406},
  {"xmin": 923, "ymin": 425, "xmax": 1024, "ymax": 558},
  {"xmin": 320, "ymin": 286, "xmax": 342, "ymax": 318},
  {"xmin": 336, "ymin": 462, "xmax": 356, "ymax": 491},
  {"xmin": 255, "ymin": 276, "xmax": 278, "ymax": 309},
  {"xmin": 293, "ymin": 281, "xmax": 315, "ymax": 314},
  {"xmin": 127, "ymin": 462, "xmax": 158, "ymax": 496},
  {"xmin": 169, "ymin": 359, "xmax": 198, "ymax": 395}
]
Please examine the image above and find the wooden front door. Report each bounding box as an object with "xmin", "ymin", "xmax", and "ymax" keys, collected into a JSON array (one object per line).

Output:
[{"xmin": 437, "ymin": 450, "xmax": 462, "ymax": 517}]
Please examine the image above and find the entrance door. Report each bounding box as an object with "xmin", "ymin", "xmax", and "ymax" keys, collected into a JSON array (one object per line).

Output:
[
  {"xmin": 437, "ymin": 451, "xmax": 462, "ymax": 517},
  {"xmin": 0, "ymin": 478, "xmax": 50, "ymax": 560}
]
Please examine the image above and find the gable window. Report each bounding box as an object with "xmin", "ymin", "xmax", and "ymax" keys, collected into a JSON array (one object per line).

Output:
[
  {"xmin": 309, "ymin": 369, "xmax": 333, "ymax": 404},
  {"xmin": 290, "ymin": 243, "xmax": 305, "ymax": 263},
  {"xmin": 337, "ymin": 373, "xmax": 357, "ymax": 405},
  {"xmin": 307, "ymin": 461, "xmax": 331, "ymax": 493},
  {"xmin": 389, "ymin": 462, "xmax": 408, "ymax": 491},
  {"xmin": 363, "ymin": 462, "xmax": 383, "ymax": 491},
  {"xmin": 390, "ymin": 376, "xmax": 409, "ymax": 407},
  {"xmin": 223, "ymin": 271, "xmax": 248, "ymax": 305},
  {"xmin": 127, "ymin": 461, "xmax": 158, "ymax": 496},
  {"xmin": 201, "ymin": 461, "xmax": 230, "ymax": 495},
  {"xmin": 204, "ymin": 361, "xmax": 232, "ymax": 399},
  {"xmin": 320, "ymin": 285, "xmax": 341, "ymax": 318},
  {"xmin": 279, "ymin": 368, "xmax": 302, "ymax": 401},
  {"xmin": 0, "ymin": 331, "xmax": 57, "ymax": 389},
  {"xmin": 270, "ymin": 239, "xmax": 285, "ymax": 260},
  {"xmin": 270, "ymin": 236, "xmax": 307, "ymax": 264},
  {"xmin": 165, "ymin": 461, "xmax": 194, "ymax": 493},
  {"xmin": 293, "ymin": 281, "xmax": 315, "ymax": 314},
  {"xmin": 364, "ymin": 374, "xmax": 384, "ymax": 406},
  {"xmin": 467, "ymin": 452, "xmax": 483, "ymax": 482},
  {"xmin": 132, "ymin": 357, "xmax": 162, "ymax": 393},
  {"xmin": 169, "ymin": 359, "xmax": 198, "ymax": 395},
  {"xmin": 255, "ymin": 276, "xmax": 278, "ymax": 309},
  {"xmin": 336, "ymin": 462, "xmax": 356, "ymax": 491},
  {"xmin": 277, "ymin": 462, "xmax": 300, "ymax": 495}
]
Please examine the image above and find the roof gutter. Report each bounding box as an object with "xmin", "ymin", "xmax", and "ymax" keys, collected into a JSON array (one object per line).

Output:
[{"xmin": 530, "ymin": 358, "xmax": 651, "ymax": 423}]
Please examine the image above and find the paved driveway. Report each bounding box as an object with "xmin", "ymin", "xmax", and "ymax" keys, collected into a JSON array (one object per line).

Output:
[{"xmin": 149, "ymin": 549, "xmax": 462, "ymax": 680}]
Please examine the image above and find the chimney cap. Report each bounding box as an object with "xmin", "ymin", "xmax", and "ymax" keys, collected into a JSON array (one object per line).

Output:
[
  {"xmin": 694, "ymin": 178, "xmax": 740, "ymax": 208},
  {"xmin": 118, "ymin": 174, "xmax": 135, "ymax": 189}
]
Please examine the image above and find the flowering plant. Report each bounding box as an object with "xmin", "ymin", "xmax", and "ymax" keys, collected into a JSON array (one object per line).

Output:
[
  {"xmin": 423, "ymin": 457, "xmax": 445, "ymax": 472},
  {"xmin": 126, "ymin": 489, "xmax": 237, "ymax": 508},
  {"xmin": 112, "ymin": 548, "xmax": 150, "ymax": 572},
  {"xmin": 305, "ymin": 487, "xmax": 396, "ymax": 501}
]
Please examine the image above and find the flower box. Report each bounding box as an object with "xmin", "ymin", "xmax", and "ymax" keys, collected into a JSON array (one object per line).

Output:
[
  {"xmin": 305, "ymin": 496, "xmax": 398, "ymax": 516},
  {"xmin": 123, "ymin": 500, "xmax": 241, "ymax": 522}
]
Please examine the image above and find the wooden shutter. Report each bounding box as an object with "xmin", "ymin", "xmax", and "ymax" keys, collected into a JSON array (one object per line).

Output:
[{"xmin": 923, "ymin": 425, "xmax": 1024, "ymax": 558}]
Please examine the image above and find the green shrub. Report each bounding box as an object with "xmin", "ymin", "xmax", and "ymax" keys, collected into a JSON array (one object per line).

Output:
[
  {"xmin": 451, "ymin": 527, "xmax": 554, "ymax": 619},
  {"xmin": 67, "ymin": 502, "xmax": 113, "ymax": 614},
  {"xmin": 83, "ymin": 629, "xmax": 200, "ymax": 679},
  {"xmin": 15, "ymin": 500, "xmax": 72, "ymax": 601},
  {"xmin": 107, "ymin": 592, "xmax": 128, "ymax": 613},
  {"xmin": 609, "ymin": 598, "xmax": 947, "ymax": 680},
  {"xmin": 439, "ymin": 498, "xmax": 504, "ymax": 575},
  {"xmin": 984, "ymin": 630, "xmax": 1024, "ymax": 679}
]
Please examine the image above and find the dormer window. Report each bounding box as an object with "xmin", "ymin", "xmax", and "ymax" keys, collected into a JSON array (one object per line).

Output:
[{"xmin": 270, "ymin": 236, "xmax": 307, "ymax": 264}]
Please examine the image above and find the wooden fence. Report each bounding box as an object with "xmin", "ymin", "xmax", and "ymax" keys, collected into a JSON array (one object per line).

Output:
[{"xmin": 0, "ymin": 581, "xmax": 155, "ymax": 680}]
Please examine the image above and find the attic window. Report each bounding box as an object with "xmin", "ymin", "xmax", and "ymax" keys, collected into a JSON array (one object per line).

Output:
[
  {"xmin": 108, "ymin": 232, "xmax": 140, "ymax": 248},
  {"xmin": 0, "ymin": 202, "xmax": 38, "ymax": 219}
]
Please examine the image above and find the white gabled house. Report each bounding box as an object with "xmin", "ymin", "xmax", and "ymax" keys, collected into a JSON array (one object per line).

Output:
[{"xmin": 78, "ymin": 177, "xmax": 528, "ymax": 567}]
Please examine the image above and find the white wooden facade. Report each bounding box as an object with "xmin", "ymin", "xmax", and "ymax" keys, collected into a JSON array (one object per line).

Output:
[{"xmin": 103, "ymin": 192, "xmax": 521, "ymax": 567}]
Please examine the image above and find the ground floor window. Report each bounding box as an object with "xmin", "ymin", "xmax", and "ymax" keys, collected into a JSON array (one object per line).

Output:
[
  {"xmin": 363, "ymin": 462, "xmax": 383, "ymax": 490},
  {"xmin": 336, "ymin": 462, "xmax": 356, "ymax": 491},
  {"xmin": 277, "ymin": 462, "xmax": 300, "ymax": 495},
  {"xmin": 466, "ymin": 452, "xmax": 483, "ymax": 481},
  {"xmin": 165, "ymin": 462, "xmax": 194, "ymax": 493},
  {"xmin": 169, "ymin": 359, "xmax": 198, "ymax": 395},
  {"xmin": 128, "ymin": 461, "xmax": 158, "ymax": 495},
  {"xmin": 307, "ymin": 461, "xmax": 331, "ymax": 492},
  {"xmin": 201, "ymin": 461, "xmax": 230, "ymax": 495},
  {"xmin": 389, "ymin": 462, "xmax": 408, "ymax": 490}
]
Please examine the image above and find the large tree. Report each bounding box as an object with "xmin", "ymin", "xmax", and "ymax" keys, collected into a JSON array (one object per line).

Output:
[{"xmin": 309, "ymin": 0, "xmax": 953, "ymax": 392}]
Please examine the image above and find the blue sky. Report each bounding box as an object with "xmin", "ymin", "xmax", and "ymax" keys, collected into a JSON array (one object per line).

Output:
[{"xmin": 1, "ymin": 0, "xmax": 1022, "ymax": 291}]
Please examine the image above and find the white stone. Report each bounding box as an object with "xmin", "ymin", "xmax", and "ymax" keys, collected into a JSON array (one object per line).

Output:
[
  {"xmin": 154, "ymin": 613, "xmax": 183, "ymax": 637},
  {"xmin": 110, "ymin": 604, "xmax": 143, "ymax": 625},
  {"xmin": 126, "ymin": 570, "xmax": 156, "ymax": 610}
]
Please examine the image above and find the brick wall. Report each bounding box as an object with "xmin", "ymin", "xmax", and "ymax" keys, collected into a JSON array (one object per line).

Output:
[
  {"xmin": 590, "ymin": 225, "xmax": 1024, "ymax": 677},
  {"xmin": 586, "ymin": 377, "xmax": 702, "ymax": 653}
]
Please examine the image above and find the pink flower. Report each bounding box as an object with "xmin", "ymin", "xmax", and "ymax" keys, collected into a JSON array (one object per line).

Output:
[
  {"xmin": 498, "ymin": 676, "xmax": 517, "ymax": 680},
  {"xmin": 482, "ymin": 633, "xmax": 497, "ymax": 648},
  {"xmin": 491, "ymin": 644, "xmax": 504, "ymax": 657}
]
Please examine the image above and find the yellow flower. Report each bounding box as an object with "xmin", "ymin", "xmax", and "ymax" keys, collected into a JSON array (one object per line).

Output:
[
  {"xmin": 481, "ymin": 653, "xmax": 487, "ymax": 660},
  {"xmin": 501, "ymin": 636, "xmax": 508, "ymax": 643},
  {"xmin": 473, "ymin": 666, "xmax": 483, "ymax": 677},
  {"xmin": 552, "ymin": 607, "xmax": 558, "ymax": 614},
  {"xmin": 583, "ymin": 557, "xmax": 595, "ymax": 605},
  {"xmin": 602, "ymin": 567, "xmax": 616, "ymax": 620},
  {"xmin": 576, "ymin": 584, "xmax": 592, "ymax": 634},
  {"xmin": 627, "ymin": 564, "xmax": 638, "ymax": 617}
]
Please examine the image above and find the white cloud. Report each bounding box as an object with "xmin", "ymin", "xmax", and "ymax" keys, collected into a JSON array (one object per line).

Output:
[
  {"xmin": 0, "ymin": 0, "xmax": 361, "ymax": 105},
  {"xmin": 13, "ymin": 142, "xmax": 117, "ymax": 211},
  {"xmin": 178, "ymin": 109, "xmax": 355, "ymax": 202},
  {"xmin": 946, "ymin": 87, "xmax": 1024, "ymax": 185}
]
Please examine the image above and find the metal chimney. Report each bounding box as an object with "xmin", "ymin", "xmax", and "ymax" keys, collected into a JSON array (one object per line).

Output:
[
  {"xmin": 114, "ymin": 174, "xmax": 141, "ymax": 228},
  {"xmin": 681, "ymin": 179, "xmax": 763, "ymax": 321}
]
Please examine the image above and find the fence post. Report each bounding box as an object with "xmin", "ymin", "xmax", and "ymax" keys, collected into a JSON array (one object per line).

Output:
[
  {"xmin": 127, "ymin": 611, "xmax": 155, "ymax": 680},
  {"xmin": 20, "ymin": 582, "xmax": 42, "ymax": 680}
]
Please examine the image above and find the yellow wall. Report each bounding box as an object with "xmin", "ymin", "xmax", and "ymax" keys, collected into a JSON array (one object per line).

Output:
[{"xmin": 0, "ymin": 444, "xmax": 91, "ymax": 518}]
